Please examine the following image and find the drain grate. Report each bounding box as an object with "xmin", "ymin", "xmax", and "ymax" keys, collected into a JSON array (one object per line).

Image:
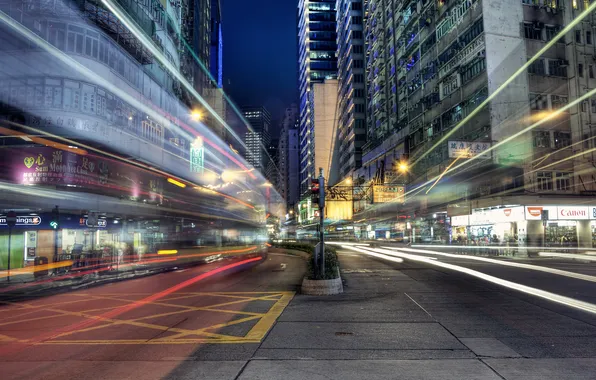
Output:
[{"xmin": 335, "ymin": 331, "xmax": 354, "ymax": 336}]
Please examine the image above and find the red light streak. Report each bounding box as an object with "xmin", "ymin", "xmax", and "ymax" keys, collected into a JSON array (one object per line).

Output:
[{"xmin": 0, "ymin": 256, "xmax": 263, "ymax": 355}]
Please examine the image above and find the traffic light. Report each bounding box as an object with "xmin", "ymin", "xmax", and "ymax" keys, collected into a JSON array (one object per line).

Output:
[
  {"xmin": 311, "ymin": 179, "xmax": 320, "ymax": 207},
  {"xmin": 50, "ymin": 206, "xmax": 59, "ymax": 229}
]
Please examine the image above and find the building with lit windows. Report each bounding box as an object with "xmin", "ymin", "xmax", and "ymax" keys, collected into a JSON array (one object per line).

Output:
[
  {"xmin": 297, "ymin": 0, "xmax": 339, "ymax": 202},
  {"xmin": 355, "ymin": 0, "xmax": 596, "ymax": 248},
  {"xmin": 336, "ymin": 0, "xmax": 367, "ymax": 181},
  {"xmin": 278, "ymin": 104, "xmax": 300, "ymax": 209},
  {"xmin": 242, "ymin": 106, "xmax": 271, "ymax": 173}
]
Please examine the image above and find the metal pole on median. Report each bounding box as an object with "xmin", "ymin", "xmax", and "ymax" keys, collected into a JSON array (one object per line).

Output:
[
  {"xmin": 319, "ymin": 168, "xmax": 325, "ymax": 278},
  {"xmin": 6, "ymin": 211, "xmax": 17, "ymax": 282}
]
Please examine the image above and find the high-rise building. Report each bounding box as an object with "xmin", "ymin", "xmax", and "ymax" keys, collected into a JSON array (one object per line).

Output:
[
  {"xmin": 297, "ymin": 0, "xmax": 339, "ymax": 197},
  {"xmin": 278, "ymin": 104, "xmax": 300, "ymax": 209},
  {"xmin": 336, "ymin": 0, "xmax": 367, "ymax": 180},
  {"xmin": 242, "ymin": 106, "xmax": 271, "ymax": 173},
  {"xmin": 358, "ymin": 0, "xmax": 596, "ymax": 247}
]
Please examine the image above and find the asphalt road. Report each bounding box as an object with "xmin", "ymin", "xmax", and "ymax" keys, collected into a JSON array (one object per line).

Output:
[
  {"xmin": 3, "ymin": 245, "xmax": 596, "ymax": 379},
  {"xmin": 0, "ymin": 253, "xmax": 306, "ymax": 380}
]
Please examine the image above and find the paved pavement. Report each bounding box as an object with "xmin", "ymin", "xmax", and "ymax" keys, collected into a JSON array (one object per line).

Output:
[{"xmin": 2, "ymin": 247, "xmax": 596, "ymax": 379}]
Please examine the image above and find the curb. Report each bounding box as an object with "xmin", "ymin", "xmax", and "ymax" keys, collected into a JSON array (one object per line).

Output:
[{"xmin": 301, "ymin": 275, "xmax": 344, "ymax": 295}]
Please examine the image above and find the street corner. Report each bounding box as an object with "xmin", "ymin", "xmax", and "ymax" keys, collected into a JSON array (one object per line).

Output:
[{"xmin": 0, "ymin": 291, "xmax": 295, "ymax": 345}]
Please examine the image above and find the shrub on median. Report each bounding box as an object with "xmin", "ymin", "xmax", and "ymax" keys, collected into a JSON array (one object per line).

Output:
[{"xmin": 273, "ymin": 242, "xmax": 339, "ymax": 280}]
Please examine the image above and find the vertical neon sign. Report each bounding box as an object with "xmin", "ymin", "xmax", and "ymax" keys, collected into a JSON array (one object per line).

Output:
[{"xmin": 190, "ymin": 137, "xmax": 204, "ymax": 174}]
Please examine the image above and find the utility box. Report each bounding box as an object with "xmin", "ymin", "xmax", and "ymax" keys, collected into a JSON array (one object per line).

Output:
[{"xmin": 34, "ymin": 256, "xmax": 49, "ymax": 278}]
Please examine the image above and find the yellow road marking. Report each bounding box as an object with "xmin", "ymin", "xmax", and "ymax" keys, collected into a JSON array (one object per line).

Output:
[
  {"xmin": 245, "ymin": 292, "xmax": 295, "ymax": 340},
  {"xmin": 0, "ymin": 291, "xmax": 295, "ymax": 345}
]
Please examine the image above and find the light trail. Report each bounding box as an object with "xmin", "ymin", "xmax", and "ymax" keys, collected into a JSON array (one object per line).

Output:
[
  {"xmin": 350, "ymin": 246, "xmax": 596, "ymax": 316},
  {"xmin": 380, "ymin": 246, "xmax": 596, "ymax": 283},
  {"xmin": 425, "ymin": 152, "xmax": 467, "ymax": 194},
  {"xmin": 101, "ymin": 0, "xmax": 247, "ymax": 154},
  {"xmin": 0, "ymin": 256, "xmax": 264, "ymax": 354},
  {"xmin": 538, "ymin": 252, "xmax": 596, "ymax": 261},
  {"xmin": 412, "ymin": 1, "xmax": 596, "ymax": 166},
  {"xmin": 406, "ymin": 84, "xmax": 596, "ymax": 198},
  {"xmin": 1, "ymin": 123, "xmax": 256, "ymax": 211},
  {"xmin": 0, "ymin": 8, "xmax": 257, "ymax": 180},
  {"xmin": 342, "ymin": 245, "xmax": 403, "ymax": 263}
]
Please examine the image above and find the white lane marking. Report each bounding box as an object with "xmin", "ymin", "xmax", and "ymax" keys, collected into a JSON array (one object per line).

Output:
[
  {"xmin": 348, "ymin": 246, "xmax": 596, "ymax": 316},
  {"xmin": 380, "ymin": 246, "xmax": 596, "ymax": 284}
]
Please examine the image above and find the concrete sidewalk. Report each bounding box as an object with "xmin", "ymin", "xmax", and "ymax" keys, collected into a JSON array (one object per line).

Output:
[{"xmin": 223, "ymin": 248, "xmax": 596, "ymax": 380}]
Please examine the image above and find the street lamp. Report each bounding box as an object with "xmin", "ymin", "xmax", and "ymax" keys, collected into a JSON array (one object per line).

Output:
[
  {"xmin": 398, "ymin": 162, "xmax": 409, "ymax": 173},
  {"xmin": 191, "ymin": 110, "xmax": 203, "ymax": 121}
]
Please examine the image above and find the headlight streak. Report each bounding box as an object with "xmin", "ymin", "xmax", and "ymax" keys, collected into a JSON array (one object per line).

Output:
[
  {"xmin": 341, "ymin": 245, "xmax": 403, "ymax": 263},
  {"xmin": 357, "ymin": 246, "xmax": 596, "ymax": 315},
  {"xmin": 0, "ymin": 7, "xmax": 257, "ymax": 182},
  {"xmin": 101, "ymin": 0, "xmax": 247, "ymax": 153},
  {"xmin": 2, "ymin": 122, "xmax": 256, "ymax": 210},
  {"xmin": 538, "ymin": 252, "xmax": 596, "ymax": 261},
  {"xmin": 381, "ymin": 246, "xmax": 596, "ymax": 284},
  {"xmin": 406, "ymin": 84, "xmax": 596, "ymax": 198},
  {"xmin": 411, "ymin": 1, "xmax": 596, "ymax": 167}
]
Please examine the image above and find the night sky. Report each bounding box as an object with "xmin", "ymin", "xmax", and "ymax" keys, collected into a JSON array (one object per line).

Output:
[{"xmin": 222, "ymin": 0, "xmax": 297, "ymax": 137}]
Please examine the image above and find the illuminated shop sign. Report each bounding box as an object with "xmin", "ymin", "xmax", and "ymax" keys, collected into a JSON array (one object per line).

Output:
[
  {"xmin": 448, "ymin": 141, "xmax": 491, "ymax": 159},
  {"xmin": 190, "ymin": 137, "xmax": 205, "ymax": 174},
  {"xmin": 525, "ymin": 206, "xmax": 593, "ymax": 220},
  {"xmin": 0, "ymin": 216, "xmax": 42, "ymax": 226}
]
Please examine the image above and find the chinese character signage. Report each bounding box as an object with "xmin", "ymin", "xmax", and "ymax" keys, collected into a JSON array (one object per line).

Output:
[
  {"xmin": 372, "ymin": 185, "xmax": 405, "ymax": 204},
  {"xmin": 448, "ymin": 141, "xmax": 491, "ymax": 159},
  {"xmin": 190, "ymin": 137, "xmax": 204, "ymax": 174}
]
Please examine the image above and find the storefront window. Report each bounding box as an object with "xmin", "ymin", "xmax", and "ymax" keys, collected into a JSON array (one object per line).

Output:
[{"xmin": 545, "ymin": 221, "xmax": 577, "ymax": 246}]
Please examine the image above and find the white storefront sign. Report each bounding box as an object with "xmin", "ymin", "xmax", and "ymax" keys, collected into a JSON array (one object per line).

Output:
[
  {"xmin": 526, "ymin": 206, "xmax": 592, "ymax": 220},
  {"xmin": 451, "ymin": 215, "xmax": 469, "ymax": 226},
  {"xmin": 557, "ymin": 206, "xmax": 590, "ymax": 220},
  {"xmin": 448, "ymin": 141, "xmax": 491, "ymax": 158},
  {"xmin": 469, "ymin": 206, "xmax": 525, "ymax": 225}
]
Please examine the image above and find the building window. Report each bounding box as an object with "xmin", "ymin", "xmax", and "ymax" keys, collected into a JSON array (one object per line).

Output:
[
  {"xmin": 551, "ymin": 95, "xmax": 568, "ymax": 109},
  {"xmin": 555, "ymin": 172, "xmax": 572, "ymax": 191},
  {"xmin": 353, "ymin": 59, "xmax": 363, "ymax": 68},
  {"xmin": 354, "ymin": 104, "xmax": 365, "ymax": 113},
  {"xmin": 590, "ymin": 65, "xmax": 595, "ymax": 78},
  {"xmin": 353, "ymin": 45, "xmax": 363, "ymax": 53},
  {"xmin": 554, "ymin": 131, "xmax": 571, "ymax": 148},
  {"xmin": 528, "ymin": 58, "xmax": 545, "ymax": 76},
  {"xmin": 546, "ymin": 25, "xmax": 562, "ymax": 41},
  {"xmin": 461, "ymin": 58, "xmax": 486, "ymax": 83},
  {"xmin": 529, "ymin": 93, "xmax": 548, "ymax": 110},
  {"xmin": 592, "ymin": 99, "xmax": 596, "ymax": 113},
  {"xmin": 533, "ymin": 131, "xmax": 551, "ymax": 148},
  {"xmin": 581, "ymin": 100, "xmax": 588, "ymax": 112},
  {"xmin": 352, "ymin": 2, "xmax": 362, "ymax": 10},
  {"xmin": 576, "ymin": 29, "xmax": 582, "ymax": 43},
  {"xmin": 352, "ymin": 31, "xmax": 363, "ymax": 39},
  {"xmin": 352, "ymin": 16, "xmax": 362, "ymax": 25},
  {"xmin": 524, "ymin": 23, "xmax": 542, "ymax": 40},
  {"xmin": 548, "ymin": 59, "xmax": 568, "ymax": 77},
  {"xmin": 354, "ymin": 74, "xmax": 364, "ymax": 83},
  {"xmin": 537, "ymin": 172, "xmax": 553, "ymax": 191},
  {"xmin": 354, "ymin": 89, "xmax": 364, "ymax": 97},
  {"xmin": 587, "ymin": 31, "xmax": 593, "ymax": 45},
  {"xmin": 579, "ymin": 63, "xmax": 584, "ymax": 77}
]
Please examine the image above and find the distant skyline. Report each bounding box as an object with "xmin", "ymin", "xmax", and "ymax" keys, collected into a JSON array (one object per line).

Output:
[{"xmin": 221, "ymin": 0, "xmax": 297, "ymax": 136}]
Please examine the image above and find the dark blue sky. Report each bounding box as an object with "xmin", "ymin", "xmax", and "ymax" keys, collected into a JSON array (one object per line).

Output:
[{"xmin": 222, "ymin": 0, "xmax": 297, "ymax": 135}]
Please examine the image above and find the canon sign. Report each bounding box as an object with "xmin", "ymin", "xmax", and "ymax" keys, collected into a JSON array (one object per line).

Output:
[{"xmin": 558, "ymin": 207, "xmax": 589, "ymax": 220}]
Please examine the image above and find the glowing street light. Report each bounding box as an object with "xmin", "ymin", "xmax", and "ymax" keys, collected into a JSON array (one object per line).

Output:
[
  {"xmin": 398, "ymin": 162, "xmax": 409, "ymax": 173},
  {"xmin": 191, "ymin": 110, "xmax": 204, "ymax": 121}
]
